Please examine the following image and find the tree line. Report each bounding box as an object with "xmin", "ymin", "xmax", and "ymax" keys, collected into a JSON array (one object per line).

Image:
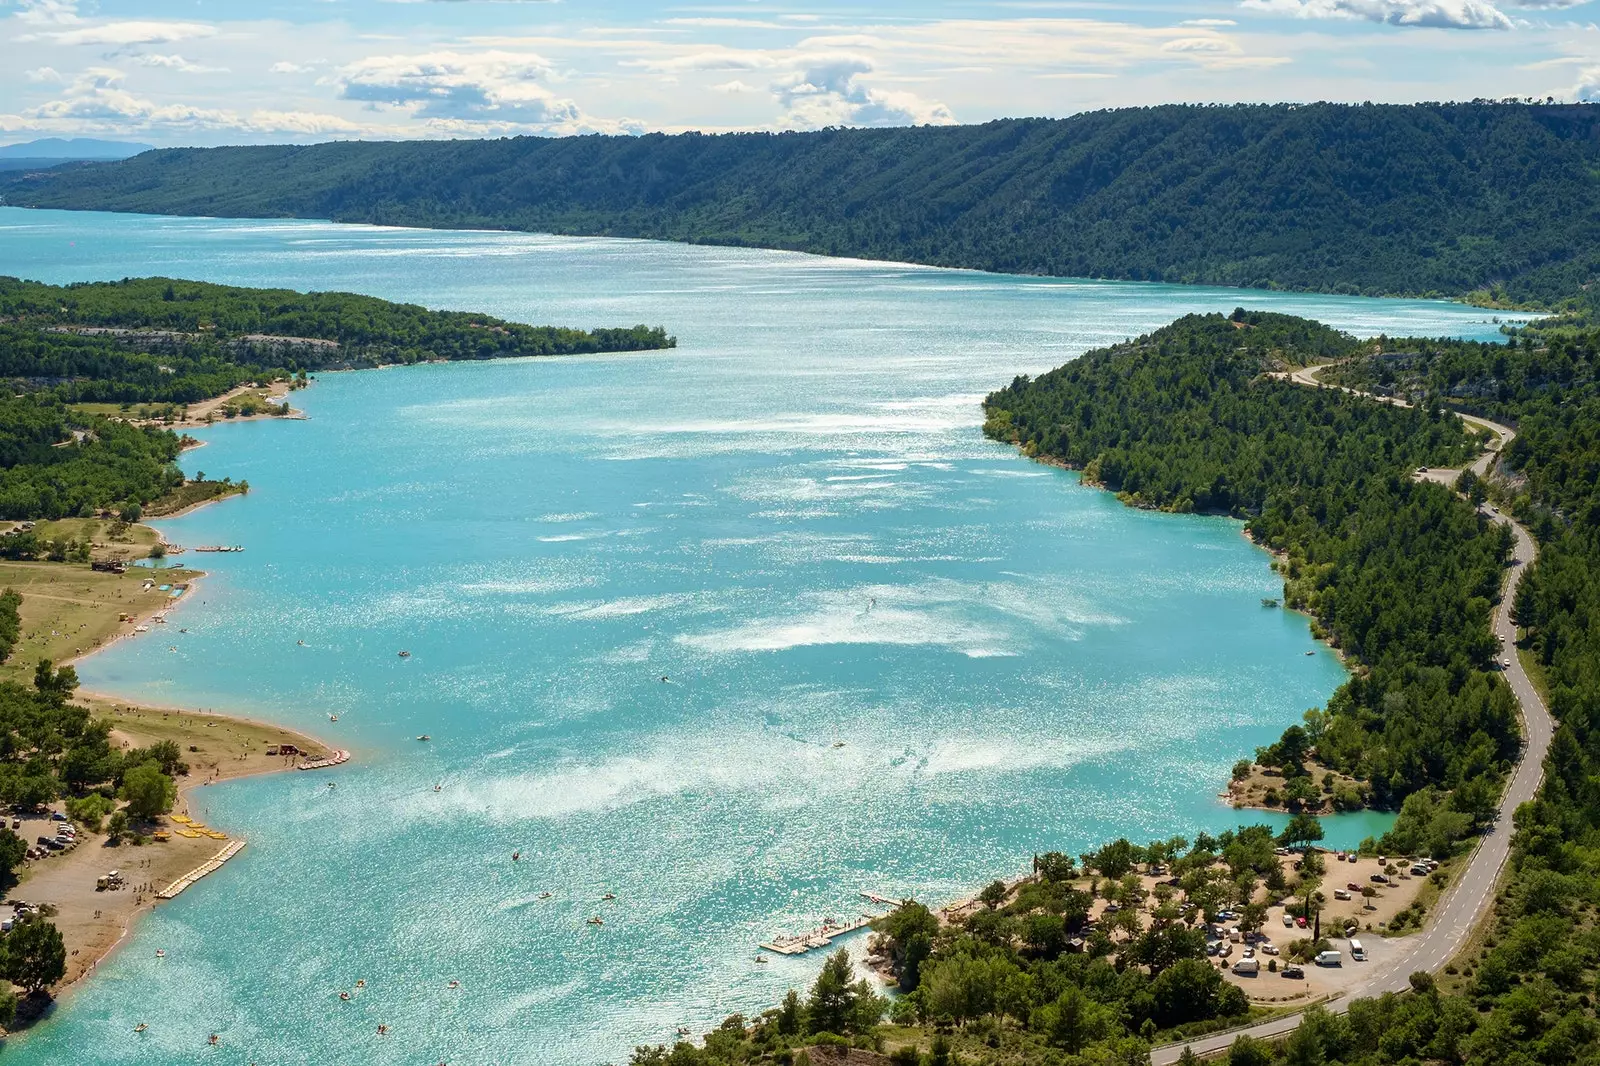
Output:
[
  {"xmin": 985, "ymin": 310, "xmax": 1519, "ymax": 820},
  {"xmin": 0, "ymin": 277, "xmax": 675, "ymax": 519},
  {"xmin": 7, "ymin": 103, "xmax": 1600, "ymax": 308}
]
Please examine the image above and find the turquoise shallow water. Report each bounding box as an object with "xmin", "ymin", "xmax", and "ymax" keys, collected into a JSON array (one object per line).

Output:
[{"xmin": 0, "ymin": 209, "xmax": 1522, "ymax": 1064}]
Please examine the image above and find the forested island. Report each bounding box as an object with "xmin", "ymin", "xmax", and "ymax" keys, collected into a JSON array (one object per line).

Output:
[
  {"xmin": 638, "ymin": 312, "xmax": 1600, "ymax": 1065},
  {"xmin": 4, "ymin": 103, "xmax": 1599, "ymax": 310},
  {"xmin": 0, "ymin": 276, "xmax": 673, "ymax": 519}
]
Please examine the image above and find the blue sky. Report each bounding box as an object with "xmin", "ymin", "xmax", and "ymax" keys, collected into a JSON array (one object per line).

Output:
[{"xmin": 2, "ymin": 0, "xmax": 1599, "ymax": 145}]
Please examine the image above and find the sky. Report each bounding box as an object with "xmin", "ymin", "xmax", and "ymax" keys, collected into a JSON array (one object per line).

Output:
[{"xmin": 2, "ymin": 0, "xmax": 1600, "ymax": 146}]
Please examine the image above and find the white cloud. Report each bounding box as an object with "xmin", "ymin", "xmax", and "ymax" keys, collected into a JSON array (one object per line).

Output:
[
  {"xmin": 711, "ymin": 79, "xmax": 759, "ymax": 93},
  {"xmin": 773, "ymin": 53, "xmax": 955, "ymax": 128},
  {"xmin": 10, "ymin": 0, "xmax": 80, "ymax": 26},
  {"xmin": 28, "ymin": 20, "xmax": 219, "ymax": 46},
  {"xmin": 1576, "ymin": 65, "xmax": 1600, "ymax": 100},
  {"xmin": 24, "ymin": 66, "xmax": 63, "ymax": 83},
  {"xmin": 129, "ymin": 53, "xmax": 226, "ymax": 74},
  {"xmin": 1, "ymin": 66, "xmax": 362, "ymax": 137},
  {"xmin": 333, "ymin": 49, "xmax": 634, "ymax": 133},
  {"xmin": 1239, "ymin": 0, "xmax": 1516, "ymax": 30}
]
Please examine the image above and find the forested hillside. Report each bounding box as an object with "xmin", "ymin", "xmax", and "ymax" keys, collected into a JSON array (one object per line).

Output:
[
  {"xmin": 0, "ymin": 277, "xmax": 674, "ymax": 518},
  {"xmin": 5, "ymin": 103, "xmax": 1598, "ymax": 307},
  {"xmin": 985, "ymin": 311, "xmax": 1517, "ymax": 818}
]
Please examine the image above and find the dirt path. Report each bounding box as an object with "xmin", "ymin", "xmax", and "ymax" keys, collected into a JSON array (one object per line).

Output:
[{"xmin": 1155, "ymin": 371, "xmax": 1551, "ymax": 1063}]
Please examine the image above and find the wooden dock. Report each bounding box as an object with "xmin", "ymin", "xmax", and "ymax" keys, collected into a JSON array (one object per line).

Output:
[
  {"xmin": 760, "ymin": 912, "xmax": 881, "ymax": 956},
  {"xmin": 298, "ymin": 749, "xmax": 350, "ymax": 771},
  {"xmin": 157, "ymin": 840, "xmax": 245, "ymax": 900}
]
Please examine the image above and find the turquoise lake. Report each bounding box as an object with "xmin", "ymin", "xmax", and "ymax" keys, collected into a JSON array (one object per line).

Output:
[{"xmin": 0, "ymin": 208, "xmax": 1524, "ymax": 1064}]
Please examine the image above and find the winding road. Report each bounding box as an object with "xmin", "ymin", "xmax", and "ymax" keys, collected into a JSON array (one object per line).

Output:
[{"xmin": 1150, "ymin": 366, "xmax": 1554, "ymax": 1063}]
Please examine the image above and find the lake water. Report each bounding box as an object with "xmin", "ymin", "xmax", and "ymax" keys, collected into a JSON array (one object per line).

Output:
[{"xmin": 0, "ymin": 208, "xmax": 1520, "ymax": 1064}]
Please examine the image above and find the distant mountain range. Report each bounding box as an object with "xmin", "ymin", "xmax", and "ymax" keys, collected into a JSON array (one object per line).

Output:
[
  {"xmin": 1, "ymin": 104, "xmax": 1596, "ymax": 308},
  {"xmin": 0, "ymin": 139, "xmax": 154, "ymax": 172}
]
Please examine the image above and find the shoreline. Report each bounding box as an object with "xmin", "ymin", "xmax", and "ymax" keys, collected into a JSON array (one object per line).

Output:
[{"xmin": 13, "ymin": 546, "xmax": 346, "ymax": 1010}]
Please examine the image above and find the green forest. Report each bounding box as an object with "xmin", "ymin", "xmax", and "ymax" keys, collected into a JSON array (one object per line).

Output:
[
  {"xmin": 986, "ymin": 312, "xmax": 1517, "ymax": 816},
  {"xmin": 0, "ymin": 277, "xmax": 674, "ymax": 518},
  {"xmin": 639, "ymin": 313, "xmax": 1600, "ymax": 1065},
  {"xmin": 5, "ymin": 103, "xmax": 1600, "ymax": 308}
]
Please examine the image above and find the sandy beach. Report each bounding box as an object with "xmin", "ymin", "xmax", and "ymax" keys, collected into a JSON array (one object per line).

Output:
[{"xmin": 4, "ymin": 537, "xmax": 345, "ymax": 1004}]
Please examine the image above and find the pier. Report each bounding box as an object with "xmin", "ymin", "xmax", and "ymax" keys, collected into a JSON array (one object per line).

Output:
[
  {"xmin": 157, "ymin": 840, "xmax": 245, "ymax": 900},
  {"xmin": 298, "ymin": 749, "xmax": 350, "ymax": 771},
  {"xmin": 760, "ymin": 912, "xmax": 881, "ymax": 956}
]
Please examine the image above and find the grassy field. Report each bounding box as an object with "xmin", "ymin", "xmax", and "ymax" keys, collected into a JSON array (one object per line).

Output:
[
  {"xmin": 15, "ymin": 517, "xmax": 162, "ymax": 555},
  {"xmin": 0, "ymin": 559, "xmax": 199, "ymax": 683}
]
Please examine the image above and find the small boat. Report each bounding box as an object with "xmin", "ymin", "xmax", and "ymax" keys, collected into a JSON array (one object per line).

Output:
[
  {"xmin": 513, "ymin": 851, "xmax": 521, "ymax": 861},
  {"xmin": 447, "ymin": 980, "xmax": 460, "ymax": 989},
  {"xmin": 832, "ymin": 741, "xmax": 846, "ymax": 748},
  {"xmin": 355, "ymin": 979, "xmax": 366, "ymax": 989},
  {"xmin": 133, "ymin": 1023, "xmax": 148, "ymax": 1033},
  {"xmin": 676, "ymin": 1027, "xmax": 691, "ymax": 1037},
  {"xmin": 398, "ymin": 650, "xmax": 411, "ymax": 658},
  {"xmin": 602, "ymin": 893, "xmax": 616, "ymax": 901},
  {"xmin": 416, "ymin": 735, "xmax": 430, "ymax": 742},
  {"xmin": 1304, "ymin": 650, "xmax": 1315, "ymax": 656},
  {"xmin": 539, "ymin": 892, "xmax": 553, "ymax": 899},
  {"xmin": 328, "ymin": 714, "xmax": 338, "ymax": 722},
  {"xmin": 376, "ymin": 1025, "xmax": 390, "ymax": 1036},
  {"xmin": 326, "ymin": 782, "xmax": 337, "ymax": 789},
  {"xmin": 755, "ymin": 955, "xmax": 769, "ymax": 964},
  {"xmin": 297, "ymin": 640, "xmax": 306, "ymax": 647},
  {"xmin": 208, "ymin": 1035, "xmax": 220, "ymax": 1046},
  {"xmin": 432, "ymin": 783, "xmax": 442, "ymax": 793},
  {"xmin": 339, "ymin": 991, "xmax": 352, "ymax": 1001},
  {"xmin": 587, "ymin": 916, "xmax": 604, "ymax": 926},
  {"xmin": 155, "ymin": 950, "xmax": 165, "ymax": 958}
]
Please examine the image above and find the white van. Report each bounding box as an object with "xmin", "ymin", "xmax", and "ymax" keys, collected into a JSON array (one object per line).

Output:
[
  {"xmin": 1232, "ymin": 958, "xmax": 1260, "ymax": 976},
  {"xmin": 1315, "ymin": 950, "xmax": 1343, "ymax": 967},
  {"xmin": 1349, "ymin": 939, "xmax": 1366, "ymax": 961}
]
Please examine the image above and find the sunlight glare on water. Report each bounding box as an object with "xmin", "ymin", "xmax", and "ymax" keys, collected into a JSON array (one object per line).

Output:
[{"xmin": 0, "ymin": 208, "xmax": 1522, "ymax": 1064}]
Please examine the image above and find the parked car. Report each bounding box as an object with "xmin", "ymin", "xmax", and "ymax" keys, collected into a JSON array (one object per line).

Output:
[
  {"xmin": 48, "ymin": 812, "xmax": 66, "ymax": 822},
  {"xmin": 1371, "ymin": 873, "xmax": 1390, "ymax": 884},
  {"xmin": 1282, "ymin": 966, "xmax": 1306, "ymax": 979},
  {"xmin": 1232, "ymin": 958, "xmax": 1260, "ymax": 976},
  {"xmin": 1334, "ymin": 889, "xmax": 1352, "ymax": 900},
  {"xmin": 1347, "ymin": 882, "xmax": 1362, "ymax": 891},
  {"xmin": 1282, "ymin": 913, "xmax": 1294, "ymax": 928},
  {"xmin": 1206, "ymin": 941, "xmax": 1220, "ymax": 957},
  {"xmin": 1315, "ymin": 950, "xmax": 1343, "ymax": 967},
  {"xmin": 1349, "ymin": 939, "xmax": 1367, "ymax": 961},
  {"xmin": 1296, "ymin": 916, "xmax": 1308, "ymax": 928},
  {"xmin": 1261, "ymin": 944, "xmax": 1280, "ymax": 956}
]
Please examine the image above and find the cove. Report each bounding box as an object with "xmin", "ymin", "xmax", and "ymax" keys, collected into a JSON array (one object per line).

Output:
[{"xmin": 0, "ymin": 208, "xmax": 1525, "ymax": 1064}]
